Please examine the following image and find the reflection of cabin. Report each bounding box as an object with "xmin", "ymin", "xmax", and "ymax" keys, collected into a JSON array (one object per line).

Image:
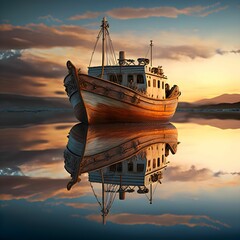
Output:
[
  {"xmin": 89, "ymin": 143, "xmax": 168, "ymax": 199},
  {"xmin": 88, "ymin": 51, "xmax": 167, "ymax": 99}
]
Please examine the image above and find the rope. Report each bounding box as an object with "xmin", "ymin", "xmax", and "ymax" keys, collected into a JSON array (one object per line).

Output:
[
  {"xmin": 145, "ymin": 46, "xmax": 150, "ymax": 59},
  {"xmin": 104, "ymin": 184, "xmax": 117, "ymax": 211},
  {"xmin": 89, "ymin": 30, "xmax": 102, "ymax": 67},
  {"xmin": 153, "ymin": 181, "xmax": 159, "ymax": 195},
  {"xmin": 106, "ymin": 28, "xmax": 117, "ymax": 65},
  {"xmin": 89, "ymin": 175, "xmax": 119, "ymax": 214},
  {"xmin": 88, "ymin": 24, "xmax": 117, "ymax": 68},
  {"xmin": 89, "ymin": 181, "xmax": 102, "ymax": 209}
]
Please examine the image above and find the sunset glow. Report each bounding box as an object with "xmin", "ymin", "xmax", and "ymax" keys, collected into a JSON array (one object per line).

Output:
[
  {"xmin": 0, "ymin": 0, "xmax": 239, "ymax": 102},
  {"xmin": 0, "ymin": 2, "xmax": 239, "ymax": 239}
]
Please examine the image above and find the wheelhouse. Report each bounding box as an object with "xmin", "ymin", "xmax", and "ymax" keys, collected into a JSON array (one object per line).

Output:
[{"xmin": 88, "ymin": 51, "xmax": 168, "ymax": 99}]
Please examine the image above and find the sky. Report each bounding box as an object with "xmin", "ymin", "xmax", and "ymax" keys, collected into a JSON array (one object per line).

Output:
[{"xmin": 0, "ymin": 0, "xmax": 239, "ymax": 102}]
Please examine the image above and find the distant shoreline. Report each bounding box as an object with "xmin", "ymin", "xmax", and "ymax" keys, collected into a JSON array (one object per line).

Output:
[
  {"xmin": 0, "ymin": 93, "xmax": 239, "ymax": 128},
  {"xmin": 177, "ymin": 108, "xmax": 239, "ymax": 113}
]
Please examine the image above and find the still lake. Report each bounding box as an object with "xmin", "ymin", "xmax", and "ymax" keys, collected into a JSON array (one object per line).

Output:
[{"xmin": 0, "ymin": 113, "xmax": 239, "ymax": 240}]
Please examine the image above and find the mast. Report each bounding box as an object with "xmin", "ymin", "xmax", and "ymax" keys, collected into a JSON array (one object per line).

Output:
[
  {"xmin": 150, "ymin": 40, "xmax": 153, "ymax": 66},
  {"xmin": 101, "ymin": 17, "xmax": 108, "ymax": 79},
  {"xmin": 100, "ymin": 169, "xmax": 106, "ymax": 225},
  {"xmin": 150, "ymin": 183, "xmax": 152, "ymax": 204},
  {"xmin": 89, "ymin": 17, "xmax": 116, "ymax": 72}
]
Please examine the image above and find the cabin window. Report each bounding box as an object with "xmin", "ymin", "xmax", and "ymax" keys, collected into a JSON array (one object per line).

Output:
[
  {"xmin": 109, "ymin": 74, "xmax": 122, "ymax": 83},
  {"xmin": 162, "ymin": 81, "xmax": 164, "ymax": 89},
  {"xmin": 137, "ymin": 164, "xmax": 144, "ymax": 172},
  {"xmin": 128, "ymin": 74, "xmax": 134, "ymax": 83},
  {"xmin": 128, "ymin": 162, "xmax": 134, "ymax": 172},
  {"xmin": 153, "ymin": 79, "xmax": 156, "ymax": 87},
  {"xmin": 109, "ymin": 164, "xmax": 116, "ymax": 172},
  {"xmin": 148, "ymin": 80, "xmax": 151, "ymax": 87},
  {"xmin": 153, "ymin": 159, "xmax": 156, "ymax": 168},
  {"xmin": 158, "ymin": 80, "xmax": 160, "ymax": 88},
  {"xmin": 137, "ymin": 74, "xmax": 144, "ymax": 84},
  {"xmin": 116, "ymin": 163, "xmax": 122, "ymax": 172}
]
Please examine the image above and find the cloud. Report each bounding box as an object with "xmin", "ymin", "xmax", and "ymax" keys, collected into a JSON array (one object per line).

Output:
[
  {"xmin": 231, "ymin": 49, "xmax": 240, "ymax": 54},
  {"xmin": 107, "ymin": 7, "xmax": 182, "ymax": 19},
  {"xmin": 54, "ymin": 91, "xmax": 65, "ymax": 95},
  {"xmin": 0, "ymin": 23, "xmax": 97, "ymax": 50},
  {"xmin": 87, "ymin": 213, "xmax": 230, "ymax": 229},
  {"xmin": 0, "ymin": 175, "xmax": 91, "ymax": 201},
  {"xmin": 68, "ymin": 11, "xmax": 100, "ymax": 20},
  {"xmin": 0, "ymin": 50, "xmax": 65, "ymax": 78},
  {"xmin": 165, "ymin": 165, "xmax": 240, "ymax": 182},
  {"xmin": 0, "ymin": 149, "xmax": 64, "ymax": 169},
  {"xmin": 0, "ymin": 23, "xmax": 230, "ymax": 62},
  {"xmin": 66, "ymin": 3, "xmax": 227, "ymax": 21},
  {"xmin": 0, "ymin": 176, "xmax": 67, "ymax": 201},
  {"xmin": 0, "ymin": 166, "xmax": 24, "ymax": 176},
  {"xmin": 166, "ymin": 165, "xmax": 212, "ymax": 181},
  {"xmin": 0, "ymin": 122, "xmax": 71, "ymax": 152},
  {"xmin": 199, "ymin": 5, "xmax": 228, "ymax": 17},
  {"xmin": 216, "ymin": 49, "xmax": 240, "ymax": 55},
  {"xmin": 214, "ymin": 171, "xmax": 240, "ymax": 177},
  {"xmin": 155, "ymin": 45, "xmax": 216, "ymax": 60},
  {"xmin": 106, "ymin": 3, "xmax": 227, "ymax": 20},
  {"xmin": 39, "ymin": 15, "xmax": 62, "ymax": 23},
  {"xmin": 0, "ymin": 49, "xmax": 66, "ymax": 95},
  {"xmin": 65, "ymin": 202, "xmax": 98, "ymax": 209}
]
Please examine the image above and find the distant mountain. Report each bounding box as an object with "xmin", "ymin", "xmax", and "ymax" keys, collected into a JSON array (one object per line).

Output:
[
  {"xmin": 0, "ymin": 93, "xmax": 71, "ymax": 110},
  {"xmin": 178, "ymin": 101, "xmax": 240, "ymax": 110},
  {"xmin": 194, "ymin": 94, "xmax": 240, "ymax": 105},
  {"xmin": 0, "ymin": 94, "xmax": 74, "ymax": 127}
]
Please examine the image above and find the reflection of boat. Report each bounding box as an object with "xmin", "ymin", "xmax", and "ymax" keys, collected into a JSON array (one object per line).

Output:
[
  {"xmin": 64, "ymin": 123, "xmax": 178, "ymax": 224},
  {"xmin": 64, "ymin": 17, "xmax": 180, "ymax": 124}
]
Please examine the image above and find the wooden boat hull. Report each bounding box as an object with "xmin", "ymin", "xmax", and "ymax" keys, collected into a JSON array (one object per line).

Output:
[
  {"xmin": 64, "ymin": 122, "xmax": 178, "ymax": 189},
  {"xmin": 64, "ymin": 61, "xmax": 180, "ymax": 124}
]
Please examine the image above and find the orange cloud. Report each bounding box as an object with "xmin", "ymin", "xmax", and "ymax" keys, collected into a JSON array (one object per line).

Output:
[
  {"xmin": 87, "ymin": 213, "xmax": 230, "ymax": 229},
  {"xmin": 0, "ymin": 23, "xmax": 228, "ymax": 61},
  {"xmin": 0, "ymin": 175, "xmax": 91, "ymax": 202},
  {"xmin": 0, "ymin": 23, "xmax": 97, "ymax": 50},
  {"xmin": 165, "ymin": 165, "xmax": 213, "ymax": 181},
  {"xmin": 66, "ymin": 3, "xmax": 227, "ymax": 21},
  {"xmin": 106, "ymin": 3, "xmax": 227, "ymax": 19},
  {"xmin": 65, "ymin": 202, "xmax": 98, "ymax": 209},
  {"xmin": 165, "ymin": 165, "xmax": 240, "ymax": 183},
  {"xmin": 154, "ymin": 45, "xmax": 216, "ymax": 60}
]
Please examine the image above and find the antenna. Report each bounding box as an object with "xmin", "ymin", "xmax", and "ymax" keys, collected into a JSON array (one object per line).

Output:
[{"xmin": 150, "ymin": 40, "xmax": 153, "ymax": 67}]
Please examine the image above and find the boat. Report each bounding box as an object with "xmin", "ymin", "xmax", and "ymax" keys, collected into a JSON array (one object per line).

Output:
[
  {"xmin": 64, "ymin": 17, "xmax": 181, "ymax": 124},
  {"xmin": 64, "ymin": 122, "xmax": 179, "ymax": 223}
]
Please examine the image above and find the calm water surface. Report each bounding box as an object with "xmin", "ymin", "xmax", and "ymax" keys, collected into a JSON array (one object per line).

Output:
[{"xmin": 0, "ymin": 116, "xmax": 239, "ymax": 240}]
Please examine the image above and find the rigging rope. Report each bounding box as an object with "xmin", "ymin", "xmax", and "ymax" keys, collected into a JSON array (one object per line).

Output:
[
  {"xmin": 145, "ymin": 46, "xmax": 150, "ymax": 59},
  {"xmin": 89, "ymin": 181, "xmax": 102, "ymax": 209},
  {"xmin": 88, "ymin": 24, "xmax": 117, "ymax": 68},
  {"xmin": 89, "ymin": 30, "xmax": 102, "ymax": 67},
  {"xmin": 89, "ymin": 173, "xmax": 119, "ymax": 214}
]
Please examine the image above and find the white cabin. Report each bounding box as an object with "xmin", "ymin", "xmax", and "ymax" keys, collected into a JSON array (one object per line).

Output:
[
  {"xmin": 88, "ymin": 51, "xmax": 168, "ymax": 99},
  {"xmin": 89, "ymin": 142, "xmax": 168, "ymax": 188}
]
